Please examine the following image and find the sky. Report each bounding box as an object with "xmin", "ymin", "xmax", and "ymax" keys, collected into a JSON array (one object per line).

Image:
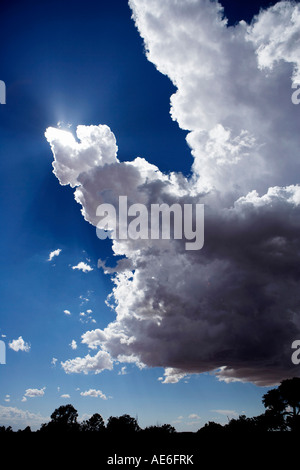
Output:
[{"xmin": 1, "ymin": 0, "xmax": 300, "ymax": 431}]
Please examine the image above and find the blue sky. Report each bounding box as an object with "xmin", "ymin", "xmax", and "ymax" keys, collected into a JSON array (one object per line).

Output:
[{"xmin": 1, "ymin": 0, "xmax": 300, "ymax": 431}]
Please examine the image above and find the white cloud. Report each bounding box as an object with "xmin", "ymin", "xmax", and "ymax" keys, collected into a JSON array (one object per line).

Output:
[
  {"xmin": 188, "ymin": 413, "xmax": 201, "ymax": 420},
  {"xmin": 0, "ymin": 405, "xmax": 48, "ymax": 431},
  {"xmin": 72, "ymin": 262, "xmax": 93, "ymax": 273},
  {"xmin": 48, "ymin": 248, "xmax": 62, "ymax": 261},
  {"xmin": 51, "ymin": 357, "xmax": 58, "ymax": 366},
  {"xmin": 118, "ymin": 366, "xmax": 127, "ymax": 375},
  {"xmin": 4, "ymin": 395, "xmax": 10, "ymax": 403},
  {"xmin": 45, "ymin": 0, "xmax": 300, "ymax": 386},
  {"xmin": 61, "ymin": 350, "xmax": 114, "ymax": 374},
  {"xmin": 70, "ymin": 340, "xmax": 77, "ymax": 350},
  {"xmin": 158, "ymin": 368, "xmax": 187, "ymax": 384},
  {"xmin": 23, "ymin": 387, "xmax": 46, "ymax": 398},
  {"xmin": 80, "ymin": 389, "xmax": 107, "ymax": 399},
  {"xmin": 8, "ymin": 336, "xmax": 30, "ymax": 353},
  {"xmin": 60, "ymin": 394, "xmax": 71, "ymax": 399},
  {"xmin": 64, "ymin": 309, "xmax": 71, "ymax": 315}
]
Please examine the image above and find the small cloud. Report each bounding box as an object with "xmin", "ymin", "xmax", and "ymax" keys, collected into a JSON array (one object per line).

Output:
[
  {"xmin": 8, "ymin": 336, "xmax": 30, "ymax": 352},
  {"xmin": 51, "ymin": 358, "xmax": 58, "ymax": 367},
  {"xmin": 80, "ymin": 389, "xmax": 107, "ymax": 400},
  {"xmin": 21, "ymin": 397, "xmax": 27, "ymax": 402},
  {"xmin": 23, "ymin": 387, "xmax": 46, "ymax": 399},
  {"xmin": 48, "ymin": 249, "xmax": 62, "ymax": 262},
  {"xmin": 64, "ymin": 310, "xmax": 71, "ymax": 316},
  {"xmin": 4, "ymin": 395, "xmax": 10, "ymax": 403},
  {"xmin": 118, "ymin": 366, "xmax": 127, "ymax": 375},
  {"xmin": 70, "ymin": 340, "xmax": 77, "ymax": 350},
  {"xmin": 60, "ymin": 394, "xmax": 70, "ymax": 399},
  {"xmin": 72, "ymin": 262, "xmax": 93, "ymax": 273},
  {"xmin": 86, "ymin": 309, "xmax": 93, "ymax": 314},
  {"xmin": 188, "ymin": 413, "xmax": 201, "ymax": 420}
]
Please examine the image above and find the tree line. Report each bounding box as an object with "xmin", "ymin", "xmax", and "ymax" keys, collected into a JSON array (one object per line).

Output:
[{"xmin": 1, "ymin": 377, "xmax": 300, "ymax": 433}]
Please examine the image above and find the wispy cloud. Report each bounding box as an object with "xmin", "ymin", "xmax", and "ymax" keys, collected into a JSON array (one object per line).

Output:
[
  {"xmin": 211, "ymin": 409, "xmax": 238, "ymax": 418},
  {"xmin": 0, "ymin": 405, "xmax": 48, "ymax": 431},
  {"xmin": 48, "ymin": 248, "xmax": 61, "ymax": 262}
]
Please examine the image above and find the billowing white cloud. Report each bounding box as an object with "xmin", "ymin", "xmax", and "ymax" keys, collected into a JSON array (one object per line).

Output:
[
  {"xmin": 80, "ymin": 389, "xmax": 107, "ymax": 399},
  {"xmin": 72, "ymin": 262, "xmax": 93, "ymax": 273},
  {"xmin": 48, "ymin": 248, "xmax": 61, "ymax": 261},
  {"xmin": 8, "ymin": 336, "xmax": 30, "ymax": 353},
  {"xmin": 61, "ymin": 350, "xmax": 114, "ymax": 374},
  {"xmin": 45, "ymin": 0, "xmax": 300, "ymax": 386}
]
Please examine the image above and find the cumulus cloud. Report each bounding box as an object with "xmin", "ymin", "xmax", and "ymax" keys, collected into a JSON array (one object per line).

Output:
[
  {"xmin": 64, "ymin": 309, "xmax": 71, "ymax": 315},
  {"xmin": 45, "ymin": 0, "xmax": 300, "ymax": 386},
  {"xmin": 8, "ymin": 336, "xmax": 30, "ymax": 353},
  {"xmin": 48, "ymin": 248, "xmax": 61, "ymax": 261},
  {"xmin": 80, "ymin": 389, "xmax": 107, "ymax": 399},
  {"xmin": 24, "ymin": 387, "xmax": 46, "ymax": 398},
  {"xmin": 61, "ymin": 394, "xmax": 71, "ymax": 399},
  {"xmin": 61, "ymin": 350, "xmax": 114, "ymax": 374},
  {"xmin": 72, "ymin": 262, "xmax": 93, "ymax": 273},
  {"xmin": 70, "ymin": 340, "xmax": 77, "ymax": 350}
]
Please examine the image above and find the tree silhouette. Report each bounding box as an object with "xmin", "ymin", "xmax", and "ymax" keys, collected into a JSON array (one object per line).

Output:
[
  {"xmin": 262, "ymin": 377, "xmax": 300, "ymax": 432},
  {"xmin": 197, "ymin": 421, "xmax": 224, "ymax": 433},
  {"xmin": 0, "ymin": 425, "xmax": 13, "ymax": 432},
  {"xmin": 106, "ymin": 414, "xmax": 140, "ymax": 434},
  {"xmin": 81, "ymin": 413, "xmax": 105, "ymax": 432},
  {"xmin": 40, "ymin": 404, "xmax": 79, "ymax": 432},
  {"xmin": 224, "ymin": 414, "xmax": 257, "ymax": 432},
  {"xmin": 143, "ymin": 424, "xmax": 176, "ymax": 436}
]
